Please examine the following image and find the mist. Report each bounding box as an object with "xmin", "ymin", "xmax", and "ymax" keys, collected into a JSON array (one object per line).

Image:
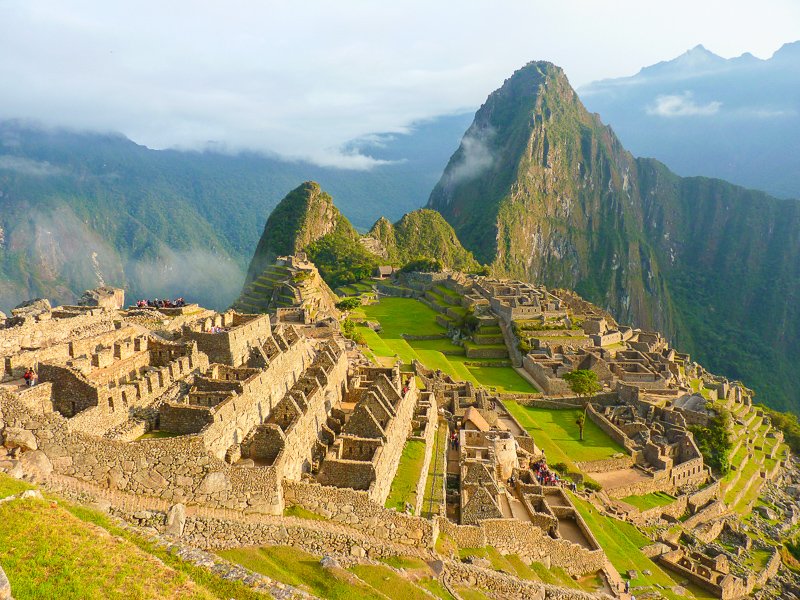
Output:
[{"xmin": 125, "ymin": 251, "xmax": 245, "ymax": 312}]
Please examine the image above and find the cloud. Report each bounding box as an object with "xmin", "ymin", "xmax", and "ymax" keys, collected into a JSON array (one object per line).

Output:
[
  {"xmin": 446, "ymin": 126, "xmax": 496, "ymax": 184},
  {"xmin": 0, "ymin": 1, "xmax": 797, "ymax": 166},
  {"xmin": 0, "ymin": 155, "xmax": 66, "ymax": 176},
  {"xmin": 646, "ymin": 92, "xmax": 722, "ymax": 117}
]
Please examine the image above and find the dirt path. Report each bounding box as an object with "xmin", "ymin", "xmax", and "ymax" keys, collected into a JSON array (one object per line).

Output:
[{"xmin": 592, "ymin": 467, "xmax": 651, "ymax": 491}]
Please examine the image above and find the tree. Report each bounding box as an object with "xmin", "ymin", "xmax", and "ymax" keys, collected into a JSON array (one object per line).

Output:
[
  {"xmin": 563, "ymin": 369, "xmax": 602, "ymax": 398},
  {"xmin": 576, "ymin": 413, "xmax": 586, "ymax": 441},
  {"xmin": 335, "ymin": 297, "xmax": 361, "ymax": 311}
]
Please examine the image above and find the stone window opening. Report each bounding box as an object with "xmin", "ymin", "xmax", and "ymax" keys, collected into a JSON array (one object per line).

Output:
[{"xmin": 108, "ymin": 396, "xmax": 115, "ymax": 412}]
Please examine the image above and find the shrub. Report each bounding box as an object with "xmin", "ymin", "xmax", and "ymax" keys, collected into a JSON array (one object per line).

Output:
[
  {"xmin": 335, "ymin": 297, "xmax": 361, "ymax": 311},
  {"xmin": 583, "ymin": 480, "xmax": 602, "ymax": 492},
  {"xmin": 689, "ymin": 409, "xmax": 732, "ymax": 475},
  {"xmin": 399, "ymin": 257, "xmax": 443, "ymax": 273},
  {"xmin": 341, "ymin": 318, "xmax": 365, "ymax": 345}
]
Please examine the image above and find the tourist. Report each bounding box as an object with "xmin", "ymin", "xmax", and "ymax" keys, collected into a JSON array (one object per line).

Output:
[{"xmin": 24, "ymin": 367, "xmax": 37, "ymax": 387}]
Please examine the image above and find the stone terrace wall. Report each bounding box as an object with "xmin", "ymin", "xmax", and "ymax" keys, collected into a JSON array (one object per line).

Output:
[
  {"xmin": 369, "ymin": 384, "xmax": 419, "ymax": 504},
  {"xmin": 283, "ymin": 480, "xmax": 438, "ymax": 549},
  {"xmin": 1, "ymin": 394, "xmax": 285, "ymax": 513},
  {"xmin": 201, "ymin": 338, "xmax": 315, "ymax": 460},
  {"xmin": 436, "ymin": 517, "xmax": 604, "ymax": 577},
  {"xmin": 444, "ymin": 561, "xmax": 601, "ymax": 600}
]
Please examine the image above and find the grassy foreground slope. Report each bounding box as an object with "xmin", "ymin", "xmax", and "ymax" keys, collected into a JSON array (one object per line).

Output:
[
  {"xmin": 218, "ymin": 546, "xmax": 455, "ymax": 600},
  {"xmin": 0, "ymin": 474, "xmax": 261, "ymax": 600}
]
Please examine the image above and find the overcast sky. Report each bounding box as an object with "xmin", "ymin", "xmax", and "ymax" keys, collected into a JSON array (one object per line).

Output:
[{"xmin": 1, "ymin": 0, "xmax": 798, "ymax": 167}]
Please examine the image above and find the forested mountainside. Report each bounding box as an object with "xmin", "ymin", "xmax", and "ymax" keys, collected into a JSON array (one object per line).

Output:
[
  {"xmin": 428, "ymin": 61, "xmax": 800, "ymax": 411},
  {"xmin": 579, "ymin": 41, "xmax": 800, "ymax": 200},
  {"xmin": 237, "ymin": 182, "xmax": 480, "ymax": 303},
  {"xmin": 0, "ymin": 114, "xmax": 471, "ymax": 310}
]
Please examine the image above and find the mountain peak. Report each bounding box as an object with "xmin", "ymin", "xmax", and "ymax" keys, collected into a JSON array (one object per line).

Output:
[
  {"xmin": 242, "ymin": 181, "xmax": 340, "ymax": 285},
  {"xmin": 773, "ymin": 40, "xmax": 800, "ymax": 61}
]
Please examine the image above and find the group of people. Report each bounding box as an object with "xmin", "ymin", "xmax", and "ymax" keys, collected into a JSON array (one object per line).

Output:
[
  {"xmin": 530, "ymin": 458, "xmax": 562, "ymax": 487},
  {"xmin": 22, "ymin": 367, "xmax": 37, "ymax": 387},
  {"xmin": 449, "ymin": 430, "xmax": 460, "ymax": 450},
  {"xmin": 135, "ymin": 297, "xmax": 187, "ymax": 309}
]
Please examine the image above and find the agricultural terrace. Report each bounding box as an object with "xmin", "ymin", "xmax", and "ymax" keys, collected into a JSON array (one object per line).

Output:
[
  {"xmin": 569, "ymin": 493, "xmax": 716, "ymax": 600},
  {"xmin": 504, "ymin": 403, "xmax": 625, "ymax": 467},
  {"xmin": 352, "ymin": 297, "xmax": 536, "ymax": 394}
]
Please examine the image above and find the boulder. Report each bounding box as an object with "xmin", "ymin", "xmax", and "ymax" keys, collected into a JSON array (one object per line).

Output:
[
  {"xmin": 11, "ymin": 298, "xmax": 51, "ymax": 318},
  {"xmin": 79, "ymin": 287, "xmax": 125, "ymax": 310},
  {"xmin": 0, "ymin": 563, "xmax": 11, "ymax": 600},
  {"xmin": 756, "ymin": 506, "xmax": 778, "ymax": 521},
  {"xmin": 198, "ymin": 471, "xmax": 230, "ymax": 494},
  {"xmin": 20, "ymin": 489, "xmax": 43, "ymax": 500},
  {"xmin": 2, "ymin": 427, "xmax": 38, "ymax": 451},
  {"xmin": 165, "ymin": 503, "xmax": 186, "ymax": 537},
  {"xmin": 320, "ymin": 555, "xmax": 341, "ymax": 570},
  {"xmin": 19, "ymin": 450, "xmax": 53, "ymax": 478}
]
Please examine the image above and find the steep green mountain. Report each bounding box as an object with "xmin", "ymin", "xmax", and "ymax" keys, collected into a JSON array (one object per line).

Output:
[
  {"xmin": 365, "ymin": 209, "xmax": 480, "ymax": 272},
  {"xmin": 239, "ymin": 182, "xmax": 379, "ymax": 298},
  {"xmin": 0, "ymin": 114, "xmax": 472, "ymax": 311},
  {"xmin": 428, "ymin": 61, "xmax": 800, "ymax": 412}
]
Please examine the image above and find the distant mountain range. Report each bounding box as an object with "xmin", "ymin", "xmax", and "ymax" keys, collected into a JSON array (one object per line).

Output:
[
  {"xmin": 0, "ymin": 113, "xmax": 472, "ymax": 311},
  {"xmin": 428, "ymin": 61, "xmax": 800, "ymax": 412},
  {"xmin": 579, "ymin": 41, "xmax": 800, "ymax": 199}
]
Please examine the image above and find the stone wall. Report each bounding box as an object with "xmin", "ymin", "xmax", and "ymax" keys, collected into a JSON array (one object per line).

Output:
[
  {"xmin": 585, "ymin": 403, "xmax": 636, "ymax": 454},
  {"xmin": 444, "ymin": 561, "xmax": 600, "ymax": 600},
  {"xmin": 2, "ymin": 394, "xmax": 286, "ymax": 513},
  {"xmin": 436, "ymin": 517, "xmax": 604, "ymax": 577},
  {"xmin": 522, "ymin": 355, "xmax": 571, "ymax": 395},
  {"xmin": 413, "ymin": 398, "xmax": 438, "ymax": 516},
  {"xmin": 576, "ymin": 456, "xmax": 634, "ymax": 474},
  {"xmin": 0, "ymin": 311, "xmax": 117, "ymax": 375},
  {"xmin": 182, "ymin": 313, "xmax": 272, "ymax": 366},
  {"xmin": 283, "ymin": 480, "xmax": 438, "ymax": 549}
]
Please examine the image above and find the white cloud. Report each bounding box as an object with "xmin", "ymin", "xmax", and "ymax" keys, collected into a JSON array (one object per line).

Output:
[
  {"xmin": 446, "ymin": 126, "xmax": 496, "ymax": 184},
  {"xmin": 0, "ymin": 155, "xmax": 65, "ymax": 176},
  {"xmin": 0, "ymin": 1, "xmax": 797, "ymax": 166},
  {"xmin": 647, "ymin": 92, "xmax": 722, "ymax": 117}
]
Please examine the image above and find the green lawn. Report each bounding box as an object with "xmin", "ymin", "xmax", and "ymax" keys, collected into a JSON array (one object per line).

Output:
[
  {"xmin": 385, "ymin": 439, "xmax": 427, "ymax": 512},
  {"xmin": 504, "ymin": 403, "xmax": 625, "ymax": 465},
  {"xmin": 356, "ymin": 297, "xmax": 536, "ymax": 393},
  {"xmin": 349, "ymin": 564, "xmax": 432, "ymax": 600},
  {"xmin": 621, "ymin": 492, "xmax": 676, "ymax": 511},
  {"xmin": 569, "ymin": 493, "xmax": 715, "ymax": 599}
]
